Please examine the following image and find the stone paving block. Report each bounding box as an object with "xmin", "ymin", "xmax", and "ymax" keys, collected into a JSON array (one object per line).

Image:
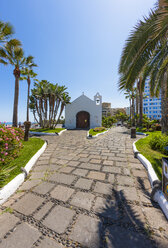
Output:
[
  {"xmin": 48, "ymin": 173, "xmax": 76, "ymax": 185},
  {"xmin": 0, "ymin": 213, "xmax": 19, "ymax": 239},
  {"xmin": 56, "ymin": 159, "xmax": 69, "ymax": 165},
  {"xmin": 79, "ymin": 157, "xmax": 90, "ymax": 162},
  {"xmin": 33, "ymin": 182, "xmax": 54, "ymax": 195},
  {"xmin": 78, "ymin": 153, "xmax": 89, "ymax": 158},
  {"xmin": 122, "ymin": 204, "xmax": 146, "ymax": 227},
  {"xmin": 117, "ymin": 186, "xmax": 139, "ymax": 202},
  {"xmin": 138, "ymin": 190, "xmax": 152, "ymax": 205},
  {"xmin": 34, "ymin": 201, "xmax": 54, "ymax": 221},
  {"xmin": 72, "ymin": 168, "xmax": 88, "ymax": 176},
  {"xmin": 116, "ymin": 153, "xmax": 127, "ymax": 158},
  {"xmin": 89, "ymin": 155, "xmax": 101, "ymax": 160},
  {"xmin": 59, "ymin": 166, "xmax": 74, "ymax": 173},
  {"xmin": 132, "ymin": 169, "xmax": 147, "ymax": 178},
  {"xmin": 33, "ymin": 165, "xmax": 51, "ymax": 171},
  {"xmin": 117, "ymin": 175, "xmax": 134, "ymax": 186},
  {"xmin": 49, "ymin": 164, "xmax": 62, "ymax": 171},
  {"xmin": 123, "ymin": 168, "xmax": 131, "ymax": 176},
  {"xmin": 105, "ymin": 225, "xmax": 155, "ymax": 248},
  {"xmin": 43, "ymin": 205, "xmax": 75, "ymax": 234},
  {"xmin": 79, "ymin": 163, "xmax": 101, "ymax": 171},
  {"xmin": 115, "ymin": 161, "xmax": 127, "ymax": 167},
  {"xmin": 129, "ymin": 162, "xmax": 143, "ymax": 170},
  {"xmin": 94, "ymin": 182, "xmax": 113, "ymax": 195},
  {"xmin": 103, "ymin": 160, "xmax": 114, "ymax": 166},
  {"xmin": 50, "ymin": 185, "xmax": 74, "ymax": 202},
  {"xmin": 68, "ymin": 161, "xmax": 80, "ymax": 167},
  {"xmin": 135, "ymin": 177, "xmax": 151, "ymax": 191},
  {"xmin": 87, "ymin": 171, "xmax": 106, "ymax": 181},
  {"xmin": 70, "ymin": 192, "xmax": 95, "ymax": 210},
  {"xmin": 75, "ymin": 178, "xmax": 93, "ymax": 190},
  {"xmin": 104, "ymin": 166, "xmax": 121, "ymax": 174},
  {"xmin": 36, "ymin": 160, "xmax": 49, "ymax": 165},
  {"xmin": 144, "ymin": 207, "xmax": 168, "ymax": 231},
  {"xmin": 93, "ymin": 197, "xmax": 119, "ymax": 220},
  {"xmin": 108, "ymin": 174, "xmax": 115, "ymax": 183},
  {"xmin": 12, "ymin": 193, "xmax": 44, "ymax": 215},
  {"xmin": 110, "ymin": 156, "xmax": 127, "ymax": 162},
  {"xmin": 0, "ymin": 223, "xmax": 40, "ymax": 248},
  {"xmin": 19, "ymin": 179, "xmax": 41, "ymax": 191},
  {"xmin": 102, "ymin": 166, "xmax": 117, "ymax": 174},
  {"xmin": 70, "ymin": 214, "xmax": 103, "ymax": 248},
  {"xmin": 90, "ymin": 159, "xmax": 102, "ymax": 164},
  {"xmin": 29, "ymin": 171, "xmax": 46, "ymax": 179},
  {"xmin": 38, "ymin": 237, "xmax": 64, "ymax": 248}
]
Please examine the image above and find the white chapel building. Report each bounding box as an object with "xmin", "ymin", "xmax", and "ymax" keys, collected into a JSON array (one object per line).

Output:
[{"xmin": 65, "ymin": 93, "xmax": 102, "ymax": 129}]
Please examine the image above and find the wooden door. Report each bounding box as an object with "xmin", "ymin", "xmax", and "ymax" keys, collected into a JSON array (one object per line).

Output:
[{"xmin": 76, "ymin": 111, "xmax": 90, "ymax": 129}]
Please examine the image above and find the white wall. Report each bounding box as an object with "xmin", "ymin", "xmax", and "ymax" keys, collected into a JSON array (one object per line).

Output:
[{"xmin": 65, "ymin": 94, "xmax": 102, "ymax": 129}]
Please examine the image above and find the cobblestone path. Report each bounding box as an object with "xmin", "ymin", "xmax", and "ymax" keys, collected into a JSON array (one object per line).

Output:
[{"xmin": 0, "ymin": 127, "xmax": 168, "ymax": 248}]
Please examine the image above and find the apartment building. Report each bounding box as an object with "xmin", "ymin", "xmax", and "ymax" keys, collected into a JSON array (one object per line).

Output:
[{"xmin": 143, "ymin": 81, "xmax": 161, "ymax": 120}]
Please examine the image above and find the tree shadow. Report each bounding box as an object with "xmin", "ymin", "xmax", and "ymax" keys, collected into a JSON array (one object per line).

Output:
[{"xmin": 94, "ymin": 188, "xmax": 159, "ymax": 248}]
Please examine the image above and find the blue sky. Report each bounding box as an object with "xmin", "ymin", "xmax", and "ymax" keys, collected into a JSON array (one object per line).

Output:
[{"xmin": 0, "ymin": 0, "xmax": 156, "ymax": 122}]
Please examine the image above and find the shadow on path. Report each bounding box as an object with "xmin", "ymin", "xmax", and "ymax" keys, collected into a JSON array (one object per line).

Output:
[{"xmin": 94, "ymin": 189, "xmax": 159, "ymax": 248}]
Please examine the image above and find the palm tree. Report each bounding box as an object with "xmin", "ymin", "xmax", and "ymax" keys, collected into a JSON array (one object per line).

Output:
[
  {"xmin": 20, "ymin": 56, "xmax": 37, "ymax": 122},
  {"xmin": 119, "ymin": 0, "xmax": 168, "ymax": 133},
  {"xmin": 0, "ymin": 21, "xmax": 13, "ymax": 46},
  {"xmin": 56, "ymin": 92, "xmax": 71, "ymax": 126},
  {"xmin": 0, "ymin": 40, "xmax": 24, "ymax": 127}
]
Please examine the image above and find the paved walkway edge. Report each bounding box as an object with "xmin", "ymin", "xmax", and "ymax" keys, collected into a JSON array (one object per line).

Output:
[
  {"xmin": 0, "ymin": 141, "xmax": 47, "ymax": 205},
  {"xmin": 87, "ymin": 129, "xmax": 109, "ymax": 139},
  {"xmin": 29, "ymin": 129, "xmax": 67, "ymax": 136},
  {"xmin": 133, "ymin": 140, "xmax": 168, "ymax": 220}
]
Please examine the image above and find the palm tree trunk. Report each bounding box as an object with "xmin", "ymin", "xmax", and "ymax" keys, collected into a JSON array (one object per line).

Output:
[
  {"xmin": 13, "ymin": 68, "xmax": 20, "ymax": 127},
  {"xmin": 161, "ymin": 72, "xmax": 168, "ymax": 134},
  {"xmin": 27, "ymin": 77, "xmax": 30, "ymax": 122},
  {"xmin": 139, "ymin": 76, "xmax": 143, "ymax": 127},
  {"xmin": 129, "ymin": 97, "xmax": 132, "ymax": 126},
  {"xmin": 132, "ymin": 94, "xmax": 135, "ymax": 127},
  {"xmin": 136, "ymin": 91, "xmax": 139, "ymax": 116}
]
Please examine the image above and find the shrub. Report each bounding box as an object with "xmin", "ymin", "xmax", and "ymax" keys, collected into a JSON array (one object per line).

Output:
[
  {"xmin": 102, "ymin": 116, "xmax": 116, "ymax": 128},
  {"xmin": 93, "ymin": 127, "xmax": 105, "ymax": 132},
  {"xmin": 149, "ymin": 133, "xmax": 168, "ymax": 155},
  {"xmin": 0, "ymin": 124, "xmax": 24, "ymax": 165},
  {"xmin": 154, "ymin": 123, "xmax": 161, "ymax": 131}
]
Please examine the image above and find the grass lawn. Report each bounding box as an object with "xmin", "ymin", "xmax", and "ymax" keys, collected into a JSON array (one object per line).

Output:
[
  {"xmin": 89, "ymin": 128, "xmax": 107, "ymax": 136},
  {"xmin": 136, "ymin": 131, "xmax": 167, "ymax": 180},
  {"xmin": 30, "ymin": 128, "xmax": 65, "ymax": 133},
  {"xmin": 0, "ymin": 138, "xmax": 45, "ymax": 188}
]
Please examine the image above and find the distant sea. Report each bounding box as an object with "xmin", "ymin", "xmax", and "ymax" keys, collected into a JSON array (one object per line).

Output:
[{"xmin": 0, "ymin": 122, "xmax": 36, "ymax": 126}]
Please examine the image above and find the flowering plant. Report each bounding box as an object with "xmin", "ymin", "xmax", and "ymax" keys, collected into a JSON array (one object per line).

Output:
[{"xmin": 0, "ymin": 124, "xmax": 24, "ymax": 165}]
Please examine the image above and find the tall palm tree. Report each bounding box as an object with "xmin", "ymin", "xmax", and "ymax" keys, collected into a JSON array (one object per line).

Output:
[
  {"xmin": 119, "ymin": 0, "xmax": 168, "ymax": 133},
  {"xmin": 20, "ymin": 56, "xmax": 37, "ymax": 122},
  {"xmin": 0, "ymin": 21, "xmax": 13, "ymax": 46},
  {"xmin": 0, "ymin": 40, "xmax": 24, "ymax": 127}
]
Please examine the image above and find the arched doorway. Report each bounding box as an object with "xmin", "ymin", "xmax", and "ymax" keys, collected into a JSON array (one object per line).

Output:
[{"xmin": 76, "ymin": 111, "xmax": 90, "ymax": 129}]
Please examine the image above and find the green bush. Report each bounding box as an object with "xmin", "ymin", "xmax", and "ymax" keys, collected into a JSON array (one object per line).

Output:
[
  {"xmin": 0, "ymin": 124, "xmax": 24, "ymax": 165},
  {"xmin": 149, "ymin": 133, "xmax": 168, "ymax": 155},
  {"xmin": 102, "ymin": 116, "xmax": 116, "ymax": 128}
]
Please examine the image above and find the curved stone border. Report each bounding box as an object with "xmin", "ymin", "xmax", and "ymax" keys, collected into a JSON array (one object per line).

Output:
[
  {"xmin": 87, "ymin": 129, "xmax": 109, "ymax": 139},
  {"xmin": 0, "ymin": 141, "xmax": 47, "ymax": 205},
  {"xmin": 136, "ymin": 132, "xmax": 148, "ymax": 136},
  {"xmin": 133, "ymin": 140, "xmax": 168, "ymax": 220},
  {"xmin": 30, "ymin": 129, "xmax": 67, "ymax": 136}
]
